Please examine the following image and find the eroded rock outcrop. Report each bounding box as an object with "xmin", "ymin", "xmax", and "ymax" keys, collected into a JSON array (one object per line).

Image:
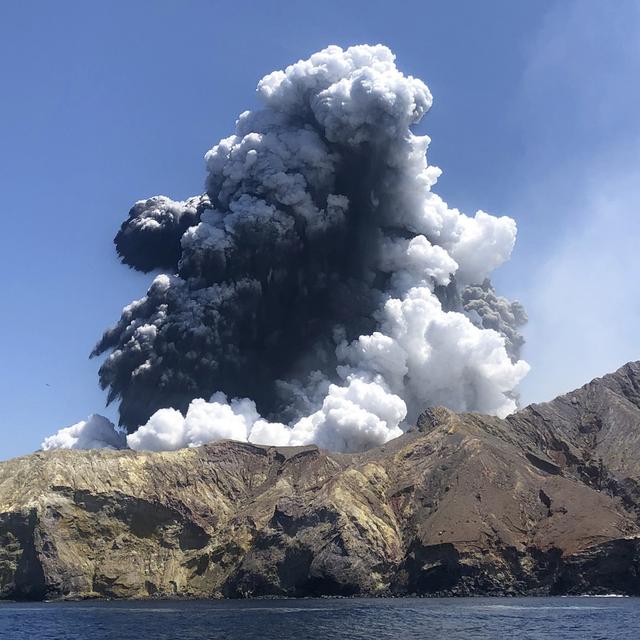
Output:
[{"xmin": 1, "ymin": 363, "xmax": 640, "ymax": 599}]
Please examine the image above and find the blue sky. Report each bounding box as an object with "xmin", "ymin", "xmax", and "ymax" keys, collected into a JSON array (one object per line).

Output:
[{"xmin": 1, "ymin": 0, "xmax": 639, "ymax": 459}]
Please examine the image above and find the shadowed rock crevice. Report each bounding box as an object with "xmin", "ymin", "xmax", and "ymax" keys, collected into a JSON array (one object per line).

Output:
[{"xmin": 0, "ymin": 511, "xmax": 47, "ymax": 600}]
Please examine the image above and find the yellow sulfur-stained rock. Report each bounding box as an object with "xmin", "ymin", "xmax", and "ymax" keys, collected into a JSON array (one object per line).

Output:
[{"xmin": 2, "ymin": 363, "xmax": 640, "ymax": 599}]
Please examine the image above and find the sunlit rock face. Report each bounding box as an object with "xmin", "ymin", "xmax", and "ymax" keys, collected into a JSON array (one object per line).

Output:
[{"xmin": 14, "ymin": 363, "xmax": 640, "ymax": 599}]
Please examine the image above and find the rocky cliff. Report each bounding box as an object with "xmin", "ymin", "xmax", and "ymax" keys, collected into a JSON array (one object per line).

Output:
[{"xmin": 2, "ymin": 363, "xmax": 640, "ymax": 600}]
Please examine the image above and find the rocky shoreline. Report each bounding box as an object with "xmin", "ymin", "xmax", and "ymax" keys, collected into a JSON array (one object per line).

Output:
[{"xmin": 2, "ymin": 362, "xmax": 640, "ymax": 600}]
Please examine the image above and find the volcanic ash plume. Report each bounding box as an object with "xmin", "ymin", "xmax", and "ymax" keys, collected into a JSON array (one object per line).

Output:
[{"xmin": 44, "ymin": 44, "xmax": 529, "ymax": 453}]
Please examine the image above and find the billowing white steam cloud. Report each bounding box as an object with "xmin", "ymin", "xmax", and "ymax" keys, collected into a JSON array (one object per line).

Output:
[
  {"xmin": 43, "ymin": 44, "xmax": 528, "ymax": 454},
  {"xmin": 41, "ymin": 415, "xmax": 126, "ymax": 451}
]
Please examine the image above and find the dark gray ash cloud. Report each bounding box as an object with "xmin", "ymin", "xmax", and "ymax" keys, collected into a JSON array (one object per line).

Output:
[
  {"xmin": 50, "ymin": 45, "xmax": 529, "ymax": 452},
  {"xmin": 462, "ymin": 279, "xmax": 527, "ymax": 361},
  {"xmin": 114, "ymin": 195, "xmax": 209, "ymax": 272}
]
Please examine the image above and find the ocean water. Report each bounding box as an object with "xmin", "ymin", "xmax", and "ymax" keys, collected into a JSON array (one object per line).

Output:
[{"xmin": 0, "ymin": 597, "xmax": 637, "ymax": 639}]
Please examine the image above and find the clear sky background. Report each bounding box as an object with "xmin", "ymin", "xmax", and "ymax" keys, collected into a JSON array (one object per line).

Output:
[{"xmin": 1, "ymin": 0, "xmax": 639, "ymax": 460}]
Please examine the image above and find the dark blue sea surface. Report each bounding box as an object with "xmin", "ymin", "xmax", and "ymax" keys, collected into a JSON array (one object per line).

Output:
[{"xmin": 0, "ymin": 597, "xmax": 637, "ymax": 639}]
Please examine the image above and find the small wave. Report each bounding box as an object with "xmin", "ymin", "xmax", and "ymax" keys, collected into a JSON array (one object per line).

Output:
[
  {"xmin": 579, "ymin": 594, "xmax": 629, "ymax": 598},
  {"xmin": 479, "ymin": 605, "xmax": 606, "ymax": 611}
]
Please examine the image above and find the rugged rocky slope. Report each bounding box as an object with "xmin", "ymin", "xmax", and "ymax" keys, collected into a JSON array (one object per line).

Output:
[{"xmin": 1, "ymin": 363, "xmax": 640, "ymax": 600}]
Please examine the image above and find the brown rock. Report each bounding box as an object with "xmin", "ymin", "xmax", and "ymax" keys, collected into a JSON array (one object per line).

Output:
[{"xmin": 1, "ymin": 363, "xmax": 640, "ymax": 599}]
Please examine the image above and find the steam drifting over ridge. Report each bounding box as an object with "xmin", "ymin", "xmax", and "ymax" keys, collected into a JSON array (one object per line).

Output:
[{"xmin": 46, "ymin": 44, "xmax": 529, "ymax": 453}]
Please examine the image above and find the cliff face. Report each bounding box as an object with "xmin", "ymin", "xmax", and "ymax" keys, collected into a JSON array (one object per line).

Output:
[{"xmin": 1, "ymin": 363, "xmax": 640, "ymax": 600}]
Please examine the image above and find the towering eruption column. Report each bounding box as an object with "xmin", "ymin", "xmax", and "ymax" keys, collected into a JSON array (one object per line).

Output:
[{"xmin": 87, "ymin": 44, "xmax": 528, "ymax": 453}]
